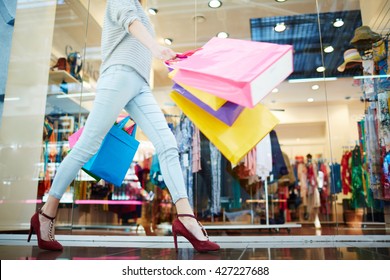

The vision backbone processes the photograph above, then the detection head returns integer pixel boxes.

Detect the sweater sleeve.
[109,0,140,34]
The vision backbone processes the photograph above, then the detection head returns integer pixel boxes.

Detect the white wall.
[273,100,364,163]
[0,1,57,230]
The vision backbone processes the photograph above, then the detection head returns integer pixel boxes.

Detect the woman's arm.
[128,20,176,60]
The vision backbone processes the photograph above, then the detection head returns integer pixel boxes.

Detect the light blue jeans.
[49,65,188,203]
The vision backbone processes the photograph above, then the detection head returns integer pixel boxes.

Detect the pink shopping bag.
[172,37,294,108]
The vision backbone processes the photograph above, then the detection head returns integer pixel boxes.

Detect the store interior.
[0,0,390,250]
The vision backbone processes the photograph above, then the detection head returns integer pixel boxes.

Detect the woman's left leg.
[123,82,208,241]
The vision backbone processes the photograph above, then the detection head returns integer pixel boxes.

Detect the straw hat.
[350,26,381,44]
[337,49,362,72]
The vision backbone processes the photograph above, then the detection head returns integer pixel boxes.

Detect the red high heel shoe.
[172,214,220,253]
[27,210,63,251]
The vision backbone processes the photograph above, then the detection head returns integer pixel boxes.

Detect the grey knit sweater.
[100,0,155,84]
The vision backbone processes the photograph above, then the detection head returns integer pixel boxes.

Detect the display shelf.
[48,70,80,85]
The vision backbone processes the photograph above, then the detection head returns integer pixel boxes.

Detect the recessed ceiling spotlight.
[275,0,287,2]
[216,31,229,38]
[193,15,206,23]
[307,98,314,103]
[311,85,320,90]
[164,38,173,45]
[274,22,286,32]
[324,46,334,53]
[333,18,344,28]
[148,8,158,15]
[208,0,222,8]
[272,88,279,93]
[316,66,326,72]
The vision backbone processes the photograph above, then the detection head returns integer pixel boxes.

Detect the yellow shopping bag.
[170,91,279,164]
[169,69,227,111]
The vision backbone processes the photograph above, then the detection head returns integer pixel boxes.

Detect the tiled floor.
[1,225,390,260]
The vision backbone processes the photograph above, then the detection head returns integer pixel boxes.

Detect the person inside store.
[27,0,219,253]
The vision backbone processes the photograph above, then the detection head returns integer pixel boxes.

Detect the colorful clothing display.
[341,151,352,195]
[329,163,342,194]
[175,116,194,207]
[350,145,366,208]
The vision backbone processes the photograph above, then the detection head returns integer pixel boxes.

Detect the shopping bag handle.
[117,116,137,137]
[165,48,203,67]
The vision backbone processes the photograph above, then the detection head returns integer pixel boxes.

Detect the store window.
[0,0,389,237]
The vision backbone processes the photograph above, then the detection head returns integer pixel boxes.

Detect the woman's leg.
[123,83,207,241]
[39,65,144,240]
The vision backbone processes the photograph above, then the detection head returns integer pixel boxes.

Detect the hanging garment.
[306,161,320,213]
[279,152,296,185]
[365,107,383,199]
[191,126,201,173]
[269,130,288,182]
[234,148,257,179]
[341,151,352,195]
[351,145,366,208]
[374,39,390,91]
[329,163,342,194]
[383,151,390,200]
[377,92,390,151]
[318,161,330,215]
[255,133,272,180]
[175,116,194,207]
[297,162,308,207]
[209,142,221,214]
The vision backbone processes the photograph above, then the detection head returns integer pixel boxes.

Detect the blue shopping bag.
[81,116,139,186]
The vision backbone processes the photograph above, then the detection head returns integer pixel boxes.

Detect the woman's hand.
[151,45,176,61]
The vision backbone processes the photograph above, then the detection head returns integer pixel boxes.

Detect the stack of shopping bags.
[167,37,294,164]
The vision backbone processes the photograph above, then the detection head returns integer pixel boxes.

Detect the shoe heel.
[27,225,33,243]
[173,231,178,252]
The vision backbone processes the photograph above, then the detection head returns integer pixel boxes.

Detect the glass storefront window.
[0,0,389,237]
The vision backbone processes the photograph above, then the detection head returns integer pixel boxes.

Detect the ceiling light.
[275,0,287,2]
[208,0,222,8]
[324,46,334,53]
[193,15,206,23]
[333,18,344,28]
[272,88,279,93]
[164,38,173,45]
[307,98,314,103]
[216,31,229,38]
[148,8,158,15]
[274,22,286,32]
[311,85,320,90]
[316,66,326,72]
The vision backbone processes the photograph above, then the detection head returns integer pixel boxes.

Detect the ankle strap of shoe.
[177,214,196,219]
[39,209,56,221]
[178,214,209,239]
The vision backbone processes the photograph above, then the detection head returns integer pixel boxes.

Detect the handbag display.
[68,116,139,186]
[172,37,294,108]
[50,57,70,72]
[170,91,279,164]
